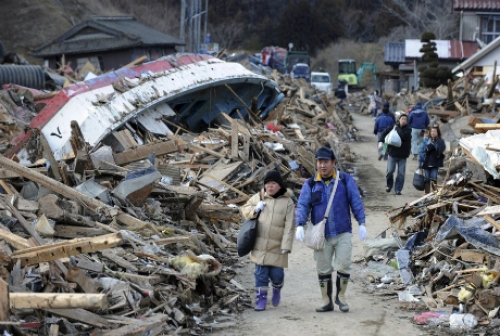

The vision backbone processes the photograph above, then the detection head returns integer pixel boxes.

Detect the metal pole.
[189,0,194,52]
[179,0,186,52]
[196,0,201,53]
[204,0,208,49]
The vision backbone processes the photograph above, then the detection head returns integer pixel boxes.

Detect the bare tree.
[209,20,245,50]
[382,0,458,40]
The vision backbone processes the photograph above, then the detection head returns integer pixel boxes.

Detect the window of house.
[481,16,500,44]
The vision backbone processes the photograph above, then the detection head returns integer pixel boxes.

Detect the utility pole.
[189,0,194,52]
[204,0,208,48]
[179,0,186,52]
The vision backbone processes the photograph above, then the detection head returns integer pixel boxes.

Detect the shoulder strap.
[324,170,340,220]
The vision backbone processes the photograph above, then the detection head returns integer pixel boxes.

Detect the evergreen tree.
[418,31,453,88]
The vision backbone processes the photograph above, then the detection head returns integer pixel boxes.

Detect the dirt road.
[220,112,426,336]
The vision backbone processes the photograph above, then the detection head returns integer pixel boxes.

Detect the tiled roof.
[384,42,405,65]
[33,16,184,57]
[453,0,500,11]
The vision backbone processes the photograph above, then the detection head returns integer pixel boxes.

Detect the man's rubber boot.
[335,273,350,312]
[271,283,283,307]
[424,183,430,194]
[254,287,267,311]
[315,274,333,312]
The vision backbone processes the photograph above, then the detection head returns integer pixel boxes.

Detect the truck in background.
[285,51,310,74]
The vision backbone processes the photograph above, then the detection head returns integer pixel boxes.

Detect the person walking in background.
[408,102,430,160]
[295,147,366,313]
[371,90,382,118]
[240,170,295,311]
[379,113,412,195]
[418,125,446,194]
[374,103,395,160]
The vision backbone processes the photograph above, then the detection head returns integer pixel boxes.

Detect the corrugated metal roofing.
[33,16,184,57]
[453,0,500,10]
[452,34,500,72]
[405,40,478,60]
[384,42,405,64]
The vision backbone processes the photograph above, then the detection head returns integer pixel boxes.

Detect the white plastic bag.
[385,127,402,147]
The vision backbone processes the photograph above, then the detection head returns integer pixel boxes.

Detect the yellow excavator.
[337,59,377,89]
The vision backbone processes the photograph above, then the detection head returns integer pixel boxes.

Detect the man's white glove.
[359,224,367,240]
[281,249,290,254]
[377,142,383,150]
[255,201,266,212]
[296,226,304,242]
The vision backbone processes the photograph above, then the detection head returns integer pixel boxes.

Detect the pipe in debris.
[0,64,45,90]
[0,156,150,229]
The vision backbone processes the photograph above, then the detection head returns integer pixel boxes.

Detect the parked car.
[311,72,332,92]
[291,63,311,82]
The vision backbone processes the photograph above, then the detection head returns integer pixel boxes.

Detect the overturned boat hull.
[10,54,282,161]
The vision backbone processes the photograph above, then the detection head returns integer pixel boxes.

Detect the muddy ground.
[216,112,428,336]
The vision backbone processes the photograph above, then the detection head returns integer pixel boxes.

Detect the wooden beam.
[47,308,109,328]
[0,228,30,250]
[0,278,9,323]
[230,118,239,159]
[484,215,500,231]
[473,123,500,131]
[11,232,123,266]
[189,143,225,159]
[39,132,62,181]
[203,173,249,197]
[153,236,191,245]
[114,141,182,165]
[10,293,107,310]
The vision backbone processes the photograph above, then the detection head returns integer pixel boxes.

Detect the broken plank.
[10,293,107,310]
[473,123,500,131]
[113,129,138,150]
[230,118,239,159]
[484,215,500,231]
[114,141,182,165]
[11,232,123,266]
[47,308,110,328]
[66,267,101,293]
[101,314,169,336]
[153,236,191,245]
[0,278,9,322]
[101,249,138,272]
[203,173,249,197]
[72,256,104,273]
[54,225,107,239]
[0,228,30,250]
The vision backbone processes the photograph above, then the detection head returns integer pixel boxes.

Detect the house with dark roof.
[33,16,185,72]
[453,0,500,43]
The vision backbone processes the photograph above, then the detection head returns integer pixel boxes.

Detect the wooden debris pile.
[0,69,358,335]
[347,71,500,123]
[360,166,500,332]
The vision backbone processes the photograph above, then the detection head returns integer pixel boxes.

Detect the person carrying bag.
[304,172,339,250]
[240,170,295,312]
[295,147,366,313]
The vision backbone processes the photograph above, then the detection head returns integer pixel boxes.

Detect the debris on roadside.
[0,52,359,335]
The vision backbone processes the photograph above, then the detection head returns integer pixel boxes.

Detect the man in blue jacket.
[374,102,395,160]
[408,102,430,160]
[295,147,366,313]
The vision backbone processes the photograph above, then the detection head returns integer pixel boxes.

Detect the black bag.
[413,168,425,191]
[237,194,262,257]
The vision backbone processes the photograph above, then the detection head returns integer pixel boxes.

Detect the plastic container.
[413,312,443,325]
[449,313,478,330]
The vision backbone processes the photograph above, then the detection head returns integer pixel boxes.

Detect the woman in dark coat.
[418,124,445,193]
